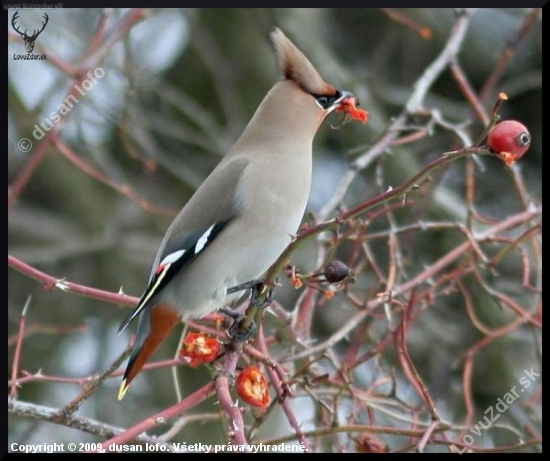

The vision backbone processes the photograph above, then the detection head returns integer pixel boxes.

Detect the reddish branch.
[8,254,138,306]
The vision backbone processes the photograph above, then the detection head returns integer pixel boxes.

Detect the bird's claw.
[227,277,278,309]
[226,278,264,294]
[251,281,276,308]
[219,308,256,342]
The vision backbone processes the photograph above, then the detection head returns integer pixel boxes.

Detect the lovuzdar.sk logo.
[11,10,48,60]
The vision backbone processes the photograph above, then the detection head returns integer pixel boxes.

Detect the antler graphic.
[12,11,49,54]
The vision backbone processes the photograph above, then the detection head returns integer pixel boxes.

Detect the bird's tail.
[118,303,181,400]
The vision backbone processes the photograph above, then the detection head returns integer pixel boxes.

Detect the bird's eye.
[316,96,329,107]
[314,92,341,110]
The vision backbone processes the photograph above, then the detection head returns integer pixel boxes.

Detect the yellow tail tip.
[117,379,129,401]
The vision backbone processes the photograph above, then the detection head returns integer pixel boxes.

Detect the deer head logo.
[11,10,49,54]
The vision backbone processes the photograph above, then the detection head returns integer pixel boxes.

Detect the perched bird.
[117,28,367,400]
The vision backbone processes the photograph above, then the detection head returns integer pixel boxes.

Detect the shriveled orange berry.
[180,332,220,368]
[236,366,270,408]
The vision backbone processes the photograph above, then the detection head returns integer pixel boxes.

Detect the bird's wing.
[118,157,250,334]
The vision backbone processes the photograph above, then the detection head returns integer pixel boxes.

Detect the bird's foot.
[227,277,278,309]
[218,306,241,320]
[229,318,256,342]
[226,278,264,294]
[219,308,256,342]
[251,279,277,309]
[222,277,278,340]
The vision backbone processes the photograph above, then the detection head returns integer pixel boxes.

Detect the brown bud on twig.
[324,261,355,284]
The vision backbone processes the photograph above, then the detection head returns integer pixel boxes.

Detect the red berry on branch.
[487,120,531,165]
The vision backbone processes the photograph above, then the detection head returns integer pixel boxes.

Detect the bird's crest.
[271,28,336,97]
